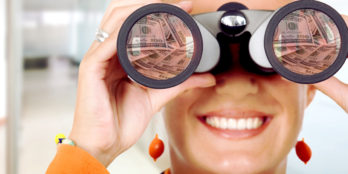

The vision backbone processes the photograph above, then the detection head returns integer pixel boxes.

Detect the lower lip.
[198,116,272,140]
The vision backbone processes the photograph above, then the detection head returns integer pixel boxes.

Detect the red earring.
[295,138,312,165]
[149,134,164,162]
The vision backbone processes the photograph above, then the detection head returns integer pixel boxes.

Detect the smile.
[197,110,273,139]
[205,116,265,130]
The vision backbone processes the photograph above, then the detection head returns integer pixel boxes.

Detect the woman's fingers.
[89,0,192,53]
[147,73,216,113]
[88,3,156,53]
[88,0,193,62]
[83,0,194,81]
[313,77,348,113]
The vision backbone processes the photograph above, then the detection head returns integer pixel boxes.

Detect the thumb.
[148,73,216,112]
[313,77,348,113]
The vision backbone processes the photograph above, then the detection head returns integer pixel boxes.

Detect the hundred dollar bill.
[132,63,173,80]
[312,27,327,45]
[280,55,323,75]
[153,49,191,75]
[274,12,314,47]
[129,47,194,79]
[132,49,174,68]
[278,44,338,75]
[311,11,339,44]
[148,14,172,39]
[127,47,174,62]
[128,49,157,62]
[133,49,190,80]
[299,10,319,36]
[274,45,301,57]
[127,16,168,49]
[150,13,182,49]
[131,49,185,79]
[164,14,193,47]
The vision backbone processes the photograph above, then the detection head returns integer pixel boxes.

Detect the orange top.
[46,144,109,174]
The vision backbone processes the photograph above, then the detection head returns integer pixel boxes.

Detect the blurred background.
[1,0,348,174]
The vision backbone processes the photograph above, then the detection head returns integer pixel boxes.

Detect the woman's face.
[164,0,315,173]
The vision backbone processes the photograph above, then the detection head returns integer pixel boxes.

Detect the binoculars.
[117,0,348,88]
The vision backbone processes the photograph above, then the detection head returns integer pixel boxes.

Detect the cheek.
[267,82,307,160]
[277,83,307,125]
[164,90,199,147]
[265,77,307,117]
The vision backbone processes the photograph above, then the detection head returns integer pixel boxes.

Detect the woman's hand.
[313,15,348,113]
[68,0,216,166]
[313,77,348,113]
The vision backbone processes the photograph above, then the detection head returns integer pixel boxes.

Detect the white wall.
[0,0,7,118]
[21,0,108,62]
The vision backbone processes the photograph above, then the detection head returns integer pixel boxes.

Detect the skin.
[66,0,348,172]
[164,0,301,173]
[164,34,311,174]
[163,1,348,173]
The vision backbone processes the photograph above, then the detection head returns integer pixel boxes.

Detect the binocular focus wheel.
[217,2,248,11]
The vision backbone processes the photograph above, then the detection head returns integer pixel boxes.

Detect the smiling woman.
[164,44,314,173]
[45,0,348,174]
[161,0,312,173]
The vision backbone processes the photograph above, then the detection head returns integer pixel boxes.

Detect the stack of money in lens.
[273,9,341,75]
[127,13,194,80]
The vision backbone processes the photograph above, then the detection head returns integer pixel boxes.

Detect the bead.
[55,133,66,145]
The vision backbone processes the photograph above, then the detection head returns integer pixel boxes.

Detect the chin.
[182,144,279,174]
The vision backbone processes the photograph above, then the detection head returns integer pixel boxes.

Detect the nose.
[214,43,260,99]
[214,69,259,100]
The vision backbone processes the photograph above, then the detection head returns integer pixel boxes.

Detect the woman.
[46,0,348,173]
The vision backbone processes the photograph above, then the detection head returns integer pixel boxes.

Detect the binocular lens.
[127,13,195,80]
[273,9,341,75]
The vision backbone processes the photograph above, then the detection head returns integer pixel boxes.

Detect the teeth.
[220,118,227,129]
[205,117,264,130]
[237,119,246,130]
[246,118,253,130]
[227,118,237,129]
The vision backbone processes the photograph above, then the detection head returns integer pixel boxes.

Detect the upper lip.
[192,97,280,119]
[197,109,272,119]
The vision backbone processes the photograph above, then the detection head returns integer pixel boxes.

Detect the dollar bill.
[127,16,168,49]
[146,13,180,49]
[274,45,301,57]
[131,48,191,80]
[148,14,172,39]
[311,10,339,44]
[154,49,191,74]
[274,12,314,47]
[303,11,317,36]
[132,49,174,68]
[127,47,175,62]
[164,14,193,47]
[278,44,338,75]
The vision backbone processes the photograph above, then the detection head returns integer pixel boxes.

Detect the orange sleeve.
[46,144,109,174]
